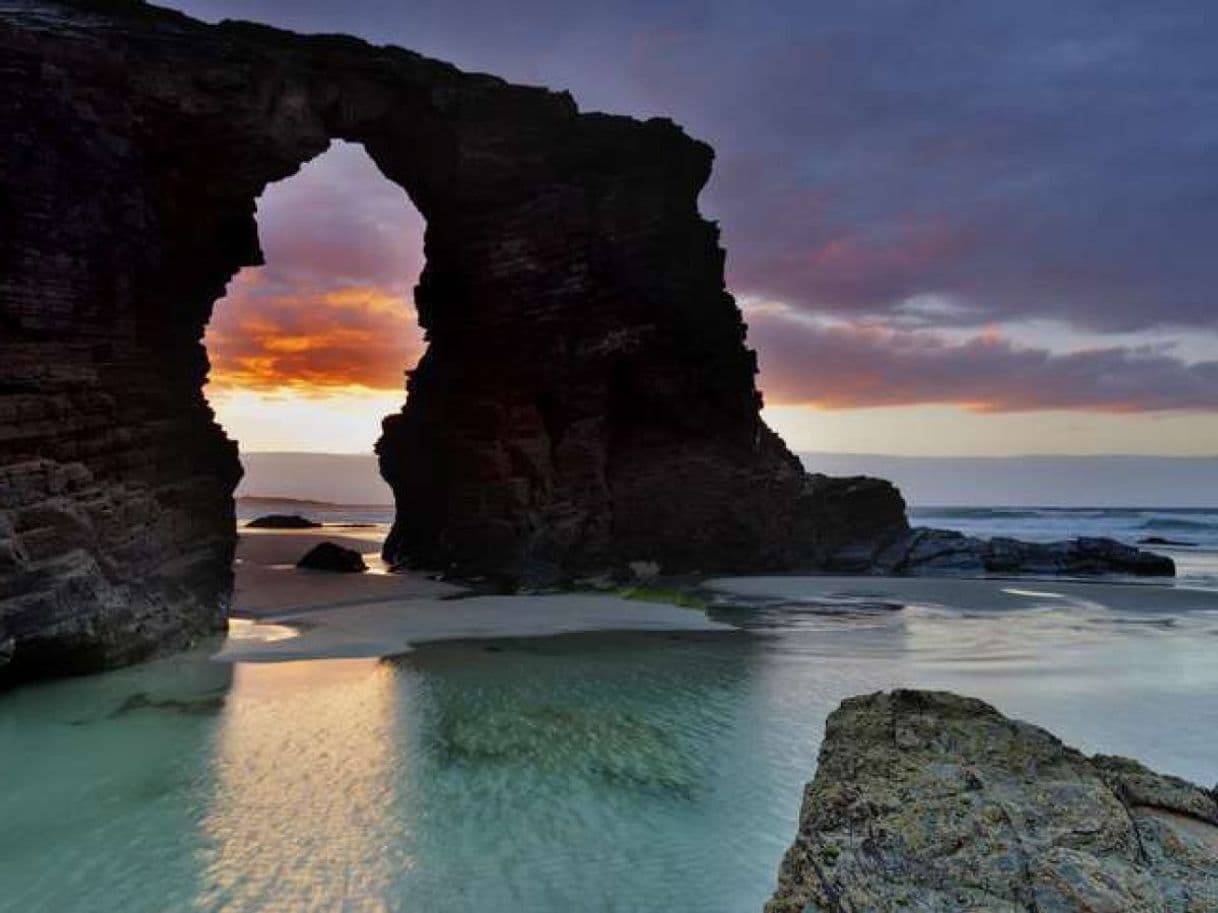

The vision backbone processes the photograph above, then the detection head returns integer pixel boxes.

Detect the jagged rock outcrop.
[766,690,1218,912]
[796,503,1175,577]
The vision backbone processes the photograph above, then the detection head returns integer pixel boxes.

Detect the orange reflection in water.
[197,659,410,913]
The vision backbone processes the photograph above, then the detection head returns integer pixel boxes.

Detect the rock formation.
[296,542,367,573]
[880,529,1176,577]
[0,0,905,682]
[766,690,1218,912]
[0,1,1174,683]
[1140,535,1197,547]
[246,515,322,530]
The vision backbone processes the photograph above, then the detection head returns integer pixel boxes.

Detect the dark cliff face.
[0,1,910,681]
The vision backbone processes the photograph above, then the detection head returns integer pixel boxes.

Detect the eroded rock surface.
[766,690,1218,913]
[0,0,911,681]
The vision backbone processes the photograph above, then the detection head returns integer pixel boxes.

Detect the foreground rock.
[296,543,367,574]
[246,514,322,530]
[767,690,1217,913]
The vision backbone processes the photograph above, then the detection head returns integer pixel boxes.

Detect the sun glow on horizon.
[763,403,1218,457]
[209,387,408,454]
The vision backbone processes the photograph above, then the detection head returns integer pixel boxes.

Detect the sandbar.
[219,527,733,662]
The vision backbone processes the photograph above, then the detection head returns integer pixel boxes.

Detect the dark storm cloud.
[176,0,1218,405]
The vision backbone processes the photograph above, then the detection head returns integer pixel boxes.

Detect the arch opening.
[204,141,426,512]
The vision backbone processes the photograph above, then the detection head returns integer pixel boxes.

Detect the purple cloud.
[169,0,1218,409]
[749,310,1218,412]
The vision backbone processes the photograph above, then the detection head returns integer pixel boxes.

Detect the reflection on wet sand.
[197,660,408,913]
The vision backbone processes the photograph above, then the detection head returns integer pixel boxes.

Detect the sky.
[189,0,1218,456]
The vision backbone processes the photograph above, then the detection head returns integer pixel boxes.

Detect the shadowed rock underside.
[766,690,1218,913]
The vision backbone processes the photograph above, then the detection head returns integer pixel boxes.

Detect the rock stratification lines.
[0,1,907,680]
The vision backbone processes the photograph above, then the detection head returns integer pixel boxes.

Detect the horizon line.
[237,449,1218,460]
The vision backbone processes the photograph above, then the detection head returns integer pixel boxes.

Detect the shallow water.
[3,586,1217,913]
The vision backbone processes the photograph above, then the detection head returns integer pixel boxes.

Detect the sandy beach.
[221,525,1218,664]
[220,526,734,662]
[234,526,464,613]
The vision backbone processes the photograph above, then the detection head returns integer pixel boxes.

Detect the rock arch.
[0,0,907,681]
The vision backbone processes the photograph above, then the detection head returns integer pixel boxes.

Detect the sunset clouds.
[175,0,1218,452]
[746,305,1218,413]
[205,276,423,394]
[203,142,425,398]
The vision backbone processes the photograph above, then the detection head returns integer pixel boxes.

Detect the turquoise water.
[2,590,1217,913]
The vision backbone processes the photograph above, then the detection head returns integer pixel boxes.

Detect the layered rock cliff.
[0,0,910,682]
[767,690,1218,912]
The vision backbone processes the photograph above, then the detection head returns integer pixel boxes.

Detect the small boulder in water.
[296,542,367,573]
[246,514,322,529]
[1139,535,1197,547]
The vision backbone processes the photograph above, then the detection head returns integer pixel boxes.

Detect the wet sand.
[221,527,733,662]
[704,574,1218,613]
[234,527,465,613]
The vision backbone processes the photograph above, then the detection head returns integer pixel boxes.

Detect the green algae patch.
[616,586,707,610]
[432,703,702,792]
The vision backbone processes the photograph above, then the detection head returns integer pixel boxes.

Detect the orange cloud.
[205,274,425,394]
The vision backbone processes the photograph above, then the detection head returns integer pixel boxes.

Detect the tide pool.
[2,584,1216,912]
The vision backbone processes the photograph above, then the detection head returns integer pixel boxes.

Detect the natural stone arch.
[0,0,908,682]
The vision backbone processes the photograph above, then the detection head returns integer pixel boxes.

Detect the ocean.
[1,501,1213,912]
